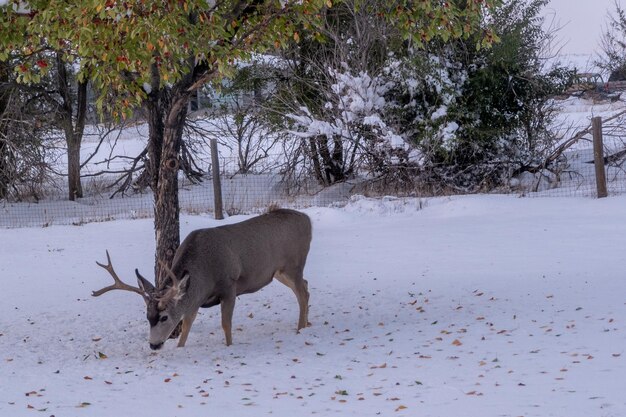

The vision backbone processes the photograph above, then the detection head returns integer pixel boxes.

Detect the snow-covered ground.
[1,194,625,417]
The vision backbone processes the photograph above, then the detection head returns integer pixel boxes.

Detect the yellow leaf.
[452,339,462,346]
[395,405,407,411]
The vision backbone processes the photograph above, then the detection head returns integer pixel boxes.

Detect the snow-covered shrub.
[380,0,573,192]
[271,0,572,194]
[287,65,413,184]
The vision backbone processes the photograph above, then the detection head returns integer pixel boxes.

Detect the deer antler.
[158,260,179,287]
[93,250,149,305]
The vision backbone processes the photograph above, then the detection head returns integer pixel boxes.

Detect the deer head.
[93,251,189,350]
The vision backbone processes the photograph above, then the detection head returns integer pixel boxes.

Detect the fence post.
[210,139,224,219]
[591,116,608,198]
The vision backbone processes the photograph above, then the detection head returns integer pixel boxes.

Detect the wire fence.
[2,130,626,228]
[521,114,626,197]
[521,146,626,198]
[0,170,354,228]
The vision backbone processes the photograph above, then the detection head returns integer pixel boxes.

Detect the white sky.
[543,0,620,55]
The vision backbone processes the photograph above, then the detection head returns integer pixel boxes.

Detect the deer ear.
[173,272,190,301]
[135,269,155,294]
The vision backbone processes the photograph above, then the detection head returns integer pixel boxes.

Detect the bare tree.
[598,1,626,80]
[0,63,54,201]
[274,0,398,186]
[202,97,283,175]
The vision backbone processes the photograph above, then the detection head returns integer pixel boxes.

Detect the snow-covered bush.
[379,0,572,192]
[287,65,413,183]
[271,0,572,193]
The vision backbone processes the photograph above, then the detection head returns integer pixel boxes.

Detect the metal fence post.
[592,116,608,198]
[210,139,224,219]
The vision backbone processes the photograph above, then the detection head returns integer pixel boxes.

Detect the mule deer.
[92,209,312,350]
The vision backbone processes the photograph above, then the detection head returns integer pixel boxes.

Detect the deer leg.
[295,278,310,330]
[177,309,198,348]
[299,278,309,329]
[220,295,236,346]
[275,270,310,331]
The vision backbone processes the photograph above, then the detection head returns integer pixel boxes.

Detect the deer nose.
[150,342,163,351]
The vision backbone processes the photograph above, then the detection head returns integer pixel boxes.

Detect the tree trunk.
[315,135,346,185]
[67,138,83,200]
[0,63,9,199]
[154,92,189,287]
[57,53,87,201]
[145,62,164,193]
[308,137,324,185]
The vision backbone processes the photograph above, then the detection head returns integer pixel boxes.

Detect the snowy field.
[1,194,625,417]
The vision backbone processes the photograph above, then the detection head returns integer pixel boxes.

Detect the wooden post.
[210,139,224,219]
[591,116,608,198]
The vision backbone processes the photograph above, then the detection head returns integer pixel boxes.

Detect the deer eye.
[160,315,168,323]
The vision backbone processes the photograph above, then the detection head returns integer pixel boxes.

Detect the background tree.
[0,10,90,201]
[0,61,53,200]
[599,1,626,81]
[408,0,572,190]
